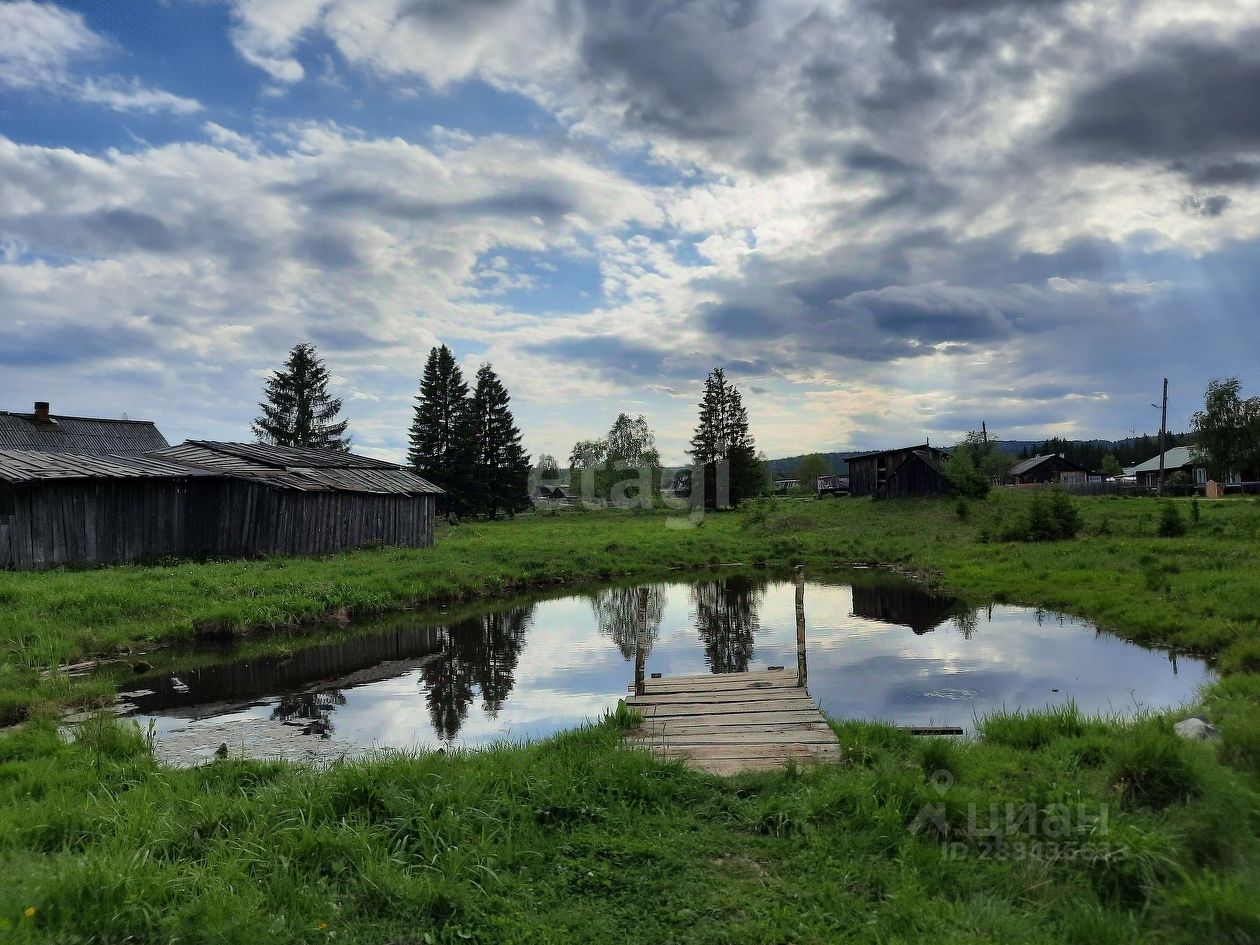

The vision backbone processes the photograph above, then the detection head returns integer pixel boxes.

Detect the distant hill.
[766,433,1192,478]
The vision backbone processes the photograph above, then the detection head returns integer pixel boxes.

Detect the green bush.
[1000,491,1082,542]
[1158,502,1187,538]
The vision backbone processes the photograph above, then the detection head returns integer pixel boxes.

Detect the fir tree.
[687,367,762,507]
[252,342,350,450]
[467,364,532,518]
[408,345,475,516]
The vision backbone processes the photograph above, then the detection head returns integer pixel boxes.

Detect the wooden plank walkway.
[623,668,841,776]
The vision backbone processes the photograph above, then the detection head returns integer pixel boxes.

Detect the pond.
[113,570,1213,765]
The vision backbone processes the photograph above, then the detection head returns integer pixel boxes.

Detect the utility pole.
[981,421,988,446]
[1157,377,1168,497]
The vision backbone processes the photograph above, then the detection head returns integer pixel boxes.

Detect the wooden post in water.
[795,567,807,688]
[634,586,649,697]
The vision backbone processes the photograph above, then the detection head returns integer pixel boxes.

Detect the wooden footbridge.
[623,570,842,776]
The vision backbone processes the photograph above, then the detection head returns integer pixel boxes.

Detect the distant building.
[1009,453,1087,486]
[0,401,168,455]
[817,474,849,496]
[1131,446,1208,491]
[847,445,952,499]
[773,478,799,494]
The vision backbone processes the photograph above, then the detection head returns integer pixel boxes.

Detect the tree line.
[252,341,531,519]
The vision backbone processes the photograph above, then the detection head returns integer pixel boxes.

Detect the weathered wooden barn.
[0,441,443,570]
[0,402,169,455]
[150,441,443,558]
[847,444,952,498]
[0,450,211,569]
[1009,453,1087,485]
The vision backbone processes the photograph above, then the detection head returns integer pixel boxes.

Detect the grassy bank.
[2,492,1259,720]
[2,493,1260,942]
[2,706,1257,943]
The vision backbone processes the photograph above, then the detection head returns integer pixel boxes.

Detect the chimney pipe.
[34,401,50,423]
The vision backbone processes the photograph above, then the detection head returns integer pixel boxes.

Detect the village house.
[1009,453,1088,486]
[0,402,168,455]
[1131,446,1208,492]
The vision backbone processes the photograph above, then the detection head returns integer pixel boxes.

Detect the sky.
[1,0,1258,464]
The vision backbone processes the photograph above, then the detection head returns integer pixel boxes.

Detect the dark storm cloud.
[576,1,762,145]
[1055,39,1260,182]
[1181,194,1232,218]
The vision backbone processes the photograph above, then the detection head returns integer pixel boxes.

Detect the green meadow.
[1,493,1259,942]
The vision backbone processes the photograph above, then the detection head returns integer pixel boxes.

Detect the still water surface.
[120,571,1211,759]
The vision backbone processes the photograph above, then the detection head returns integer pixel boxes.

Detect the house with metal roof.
[0,402,168,455]
[1131,446,1208,491]
[0,439,442,569]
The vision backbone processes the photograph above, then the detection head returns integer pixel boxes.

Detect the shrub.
[944,449,989,499]
[1158,502,1187,538]
[954,499,970,521]
[1190,498,1201,524]
[1000,491,1082,542]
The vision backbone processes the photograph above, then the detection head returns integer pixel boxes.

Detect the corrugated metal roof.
[1132,446,1201,474]
[0,450,206,484]
[0,410,169,456]
[149,442,443,495]
[1010,454,1053,476]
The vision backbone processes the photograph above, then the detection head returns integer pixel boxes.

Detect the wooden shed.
[0,450,210,569]
[150,441,443,558]
[847,444,951,498]
[0,442,443,570]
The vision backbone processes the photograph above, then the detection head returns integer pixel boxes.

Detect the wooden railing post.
[634,586,649,697]
[795,567,807,688]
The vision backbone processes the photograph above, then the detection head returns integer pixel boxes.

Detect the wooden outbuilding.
[1009,453,1087,485]
[150,441,443,558]
[0,450,211,569]
[0,441,443,570]
[847,444,952,498]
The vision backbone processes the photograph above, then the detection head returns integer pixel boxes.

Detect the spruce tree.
[408,345,475,515]
[687,367,762,507]
[468,364,532,518]
[252,342,350,450]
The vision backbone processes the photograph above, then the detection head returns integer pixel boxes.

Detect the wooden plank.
[628,731,839,747]
[629,670,799,694]
[650,744,840,761]
[634,719,835,737]
[627,688,817,706]
[632,668,797,687]
[635,699,821,718]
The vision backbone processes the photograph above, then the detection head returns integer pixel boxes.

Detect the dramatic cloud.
[3,0,1260,461]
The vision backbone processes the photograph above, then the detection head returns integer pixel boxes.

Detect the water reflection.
[419,608,531,741]
[591,586,665,659]
[691,575,764,673]
[122,570,1212,755]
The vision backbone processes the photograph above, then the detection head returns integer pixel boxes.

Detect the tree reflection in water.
[590,585,665,659]
[270,690,347,738]
[418,606,532,742]
[691,575,765,673]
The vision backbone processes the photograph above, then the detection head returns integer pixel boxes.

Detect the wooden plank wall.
[4,479,436,569]
[881,454,953,499]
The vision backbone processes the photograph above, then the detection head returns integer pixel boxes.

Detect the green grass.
[0,710,1256,944]
[3,492,1260,942]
